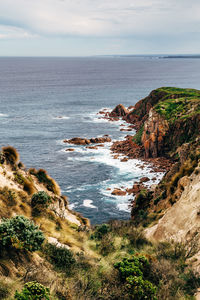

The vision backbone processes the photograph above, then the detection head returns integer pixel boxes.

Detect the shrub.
[0,187,18,207]
[43,243,75,274]
[31,191,51,208]
[98,234,115,256]
[115,254,157,299]
[91,224,110,240]
[126,275,157,300]
[0,215,45,252]
[127,227,149,249]
[2,146,20,165]
[15,281,50,300]
[31,191,51,216]
[114,255,150,281]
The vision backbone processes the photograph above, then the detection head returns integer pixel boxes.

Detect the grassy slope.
[154,87,200,122]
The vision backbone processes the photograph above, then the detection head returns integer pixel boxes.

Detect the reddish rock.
[64,137,90,145]
[140,177,150,183]
[64,136,111,145]
[65,148,75,152]
[141,109,169,158]
[111,188,127,196]
[121,157,128,162]
[110,104,129,117]
[120,128,132,132]
[86,146,98,150]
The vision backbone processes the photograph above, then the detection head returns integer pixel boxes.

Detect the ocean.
[0,56,200,224]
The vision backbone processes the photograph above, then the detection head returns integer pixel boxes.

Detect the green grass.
[132,125,144,145]
[153,87,200,122]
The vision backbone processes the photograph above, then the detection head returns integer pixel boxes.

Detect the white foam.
[0,113,8,117]
[52,116,70,120]
[83,199,97,209]
[117,202,131,212]
[68,203,75,209]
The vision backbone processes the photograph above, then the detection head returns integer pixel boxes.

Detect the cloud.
[0,25,37,39]
[0,0,200,38]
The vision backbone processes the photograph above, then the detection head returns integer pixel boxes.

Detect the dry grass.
[29,168,61,196]
[2,146,20,166]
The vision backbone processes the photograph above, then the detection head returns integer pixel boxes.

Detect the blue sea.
[0,56,200,224]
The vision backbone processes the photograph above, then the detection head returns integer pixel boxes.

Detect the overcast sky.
[0,0,200,56]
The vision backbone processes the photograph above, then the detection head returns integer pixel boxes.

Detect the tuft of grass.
[29,168,60,195]
[2,146,20,166]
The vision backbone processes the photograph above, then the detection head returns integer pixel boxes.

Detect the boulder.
[64,137,91,145]
[140,177,150,183]
[110,104,129,117]
[64,136,111,145]
[111,188,127,196]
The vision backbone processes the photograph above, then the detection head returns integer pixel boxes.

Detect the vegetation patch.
[0,215,45,253]
[31,191,52,216]
[43,243,75,274]
[114,254,157,299]
[2,146,20,166]
[29,168,60,195]
[154,87,200,122]
[15,281,50,300]
[132,125,144,145]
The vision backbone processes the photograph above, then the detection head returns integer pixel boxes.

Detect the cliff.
[111,88,200,277]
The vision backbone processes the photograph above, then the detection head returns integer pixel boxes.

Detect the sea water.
[0,56,200,224]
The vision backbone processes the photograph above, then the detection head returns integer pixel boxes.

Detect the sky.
[0,0,200,56]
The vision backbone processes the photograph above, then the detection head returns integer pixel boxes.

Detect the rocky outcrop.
[111,188,127,196]
[111,136,144,159]
[145,165,200,273]
[124,89,167,125]
[109,104,129,117]
[49,196,81,226]
[64,136,111,145]
[141,108,169,158]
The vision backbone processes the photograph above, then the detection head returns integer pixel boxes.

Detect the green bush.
[126,275,157,300]
[44,243,75,274]
[0,216,45,252]
[31,191,51,208]
[15,281,50,300]
[31,192,51,216]
[115,255,157,299]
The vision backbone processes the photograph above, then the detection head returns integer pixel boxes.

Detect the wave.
[52,116,70,120]
[0,113,8,117]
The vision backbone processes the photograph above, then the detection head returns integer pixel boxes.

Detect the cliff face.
[126,87,200,158]
[141,108,169,158]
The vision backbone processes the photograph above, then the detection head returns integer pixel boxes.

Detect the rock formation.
[109,104,129,117]
[64,136,111,145]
